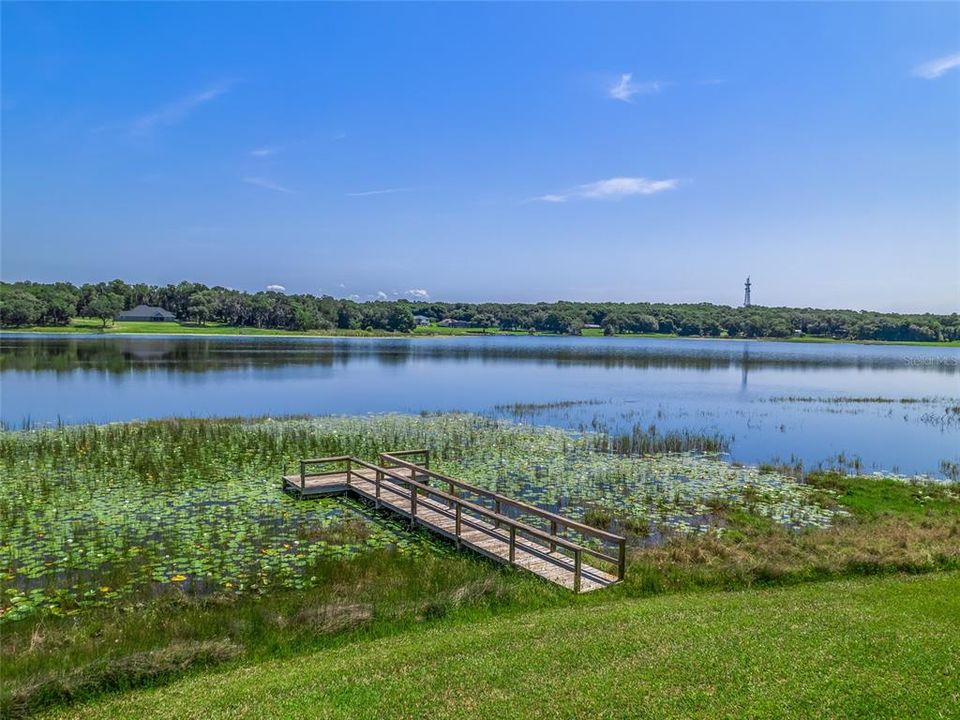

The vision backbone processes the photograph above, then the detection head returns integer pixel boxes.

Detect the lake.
[1,333,957,476]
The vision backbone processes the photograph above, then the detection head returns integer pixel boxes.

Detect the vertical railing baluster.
[410,483,417,526]
[509,525,516,563]
[574,550,582,593]
[618,538,626,581]
[550,520,557,552]
[455,504,461,548]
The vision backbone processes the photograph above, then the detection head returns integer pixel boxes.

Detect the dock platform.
[283,450,625,593]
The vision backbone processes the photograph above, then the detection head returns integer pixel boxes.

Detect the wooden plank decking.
[282,451,624,593]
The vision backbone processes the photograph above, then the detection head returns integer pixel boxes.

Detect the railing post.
[375,469,382,507]
[410,484,417,527]
[494,499,501,528]
[300,460,306,491]
[424,450,430,469]
[455,504,462,548]
[346,457,352,485]
[574,550,582,593]
[550,520,557,552]
[618,539,626,581]
[509,525,516,563]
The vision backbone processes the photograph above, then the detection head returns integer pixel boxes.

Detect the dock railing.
[292,451,627,591]
[299,456,353,492]
[380,452,627,584]
[353,457,601,591]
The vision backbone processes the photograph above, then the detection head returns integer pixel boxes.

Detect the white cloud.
[534,176,679,203]
[129,84,231,135]
[608,73,662,102]
[347,294,360,301]
[243,176,293,193]
[345,187,412,197]
[249,146,280,157]
[266,284,286,293]
[914,52,960,79]
[376,291,389,300]
[404,289,430,300]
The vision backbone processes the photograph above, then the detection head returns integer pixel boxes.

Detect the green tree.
[0,289,44,326]
[85,293,125,328]
[386,304,415,332]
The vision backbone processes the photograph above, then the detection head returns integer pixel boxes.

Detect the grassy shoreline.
[37,571,960,720]
[3,318,958,346]
[2,414,958,717]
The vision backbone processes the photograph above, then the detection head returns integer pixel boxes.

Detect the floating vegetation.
[767,396,943,404]
[4,413,939,623]
[493,399,606,414]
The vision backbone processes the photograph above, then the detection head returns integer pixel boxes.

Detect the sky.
[1,2,958,313]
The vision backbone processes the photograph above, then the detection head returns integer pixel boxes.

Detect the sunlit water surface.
[2,334,957,475]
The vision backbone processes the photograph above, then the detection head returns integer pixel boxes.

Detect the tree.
[85,293,125,328]
[0,289,44,326]
[473,313,496,332]
[386,304,415,332]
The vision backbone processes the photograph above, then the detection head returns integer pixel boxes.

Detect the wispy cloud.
[534,177,679,203]
[345,187,413,197]
[914,52,960,79]
[128,83,232,136]
[243,176,293,194]
[266,284,286,293]
[404,289,430,300]
[608,73,662,102]
[249,146,280,157]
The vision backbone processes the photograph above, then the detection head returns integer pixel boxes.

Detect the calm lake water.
[2,333,958,476]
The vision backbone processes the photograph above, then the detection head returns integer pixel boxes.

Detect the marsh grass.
[2,454,958,717]
[3,416,958,717]
[1,414,845,624]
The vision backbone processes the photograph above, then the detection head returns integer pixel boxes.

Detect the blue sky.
[2,2,958,312]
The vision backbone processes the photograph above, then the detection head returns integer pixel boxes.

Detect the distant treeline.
[1,279,957,342]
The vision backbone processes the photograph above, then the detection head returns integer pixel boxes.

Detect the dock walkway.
[283,450,624,592]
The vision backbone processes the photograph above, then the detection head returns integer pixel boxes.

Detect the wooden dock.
[283,450,625,593]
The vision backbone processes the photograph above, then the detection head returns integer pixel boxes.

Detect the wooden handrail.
[381,454,626,545]
[353,458,592,558]
[298,454,628,586]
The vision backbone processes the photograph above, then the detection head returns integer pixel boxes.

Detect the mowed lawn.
[47,571,960,720]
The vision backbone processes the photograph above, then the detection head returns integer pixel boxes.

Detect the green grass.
[5,318,958,345]
[806,471,960,519]
[3,416,959,717]
[38,571,960,720]
[0,318,402,337]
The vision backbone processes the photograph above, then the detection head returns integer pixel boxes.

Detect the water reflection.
[2,334,957,375]
[1,333,958,476]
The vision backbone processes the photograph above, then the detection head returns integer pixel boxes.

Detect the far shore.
[3,318,959,347]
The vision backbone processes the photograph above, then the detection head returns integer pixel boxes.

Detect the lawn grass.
[4,318,958,346]
[39,571,960,720]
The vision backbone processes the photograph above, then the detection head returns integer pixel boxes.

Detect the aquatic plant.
[5,412,930,623]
